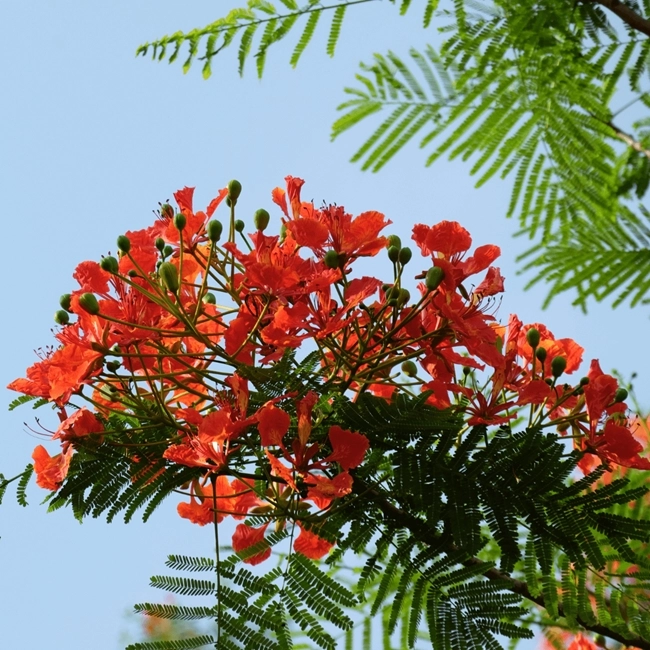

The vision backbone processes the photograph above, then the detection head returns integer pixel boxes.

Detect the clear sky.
[1,2,648,649]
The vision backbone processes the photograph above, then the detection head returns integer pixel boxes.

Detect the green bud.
[324,250,340,269]
[174,213,186,231]
[397,288,410,306]
[105,360,121,372]
[54,310,70,325]
[614,388,628,403]
[544,377,553,386]
[228,179,242,203]
[117,235,131,254]
[387,246,400,263]
[128,269,137,278]
[401,360,418,377]
[462,366,471,376]
[159,261,179,293]
[163,245,173,258]
[579,376,590,386]
[235,219,245,233]
[398,247,412,265]
[385,286,401,301]
[254,209,270,231]
[526,328,540,349]
[207,220,223,243]
[79,293,100,315]
[425,266,445,291]
[225,196,232,208]
[386,235,402,250]
[100,256,119,274]
[60,294,72,312]
[202,292,217,305]
[535,347,547,363]
[155,237,165,252]
[550,356,567,378]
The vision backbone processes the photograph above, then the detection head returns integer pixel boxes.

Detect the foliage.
[137,0,650,310]
[5,177,650,649]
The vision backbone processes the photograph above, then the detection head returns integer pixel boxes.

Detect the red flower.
[232,523,271,565]
[32,445,73,491]
[411,220,500,289]
[583,360,623,427]
[293,523,334,560]
[306,471,353,509]
[324,426,369,470]
[54,408,103,441]
[258,404,291,447]
[73,260,111,295]
[567,634,598,650]
[177,494,214,526]
[8,344,103,405]
[516,324,583,377]
[587,421,650,470]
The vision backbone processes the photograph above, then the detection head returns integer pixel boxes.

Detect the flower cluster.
[9,176,649,564]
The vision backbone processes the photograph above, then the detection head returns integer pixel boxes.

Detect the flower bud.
[155,237,165,252]
[79,293,100,315]
[174,213,186,231]
[128,269,137,278]
[401,360,418,377]
[100,256,119,274]
[526,328,540,349]
[106,360,121,372]
[551,356,566,378]
[207,220,223,243]
[397,288,410,306]
[228,179,242,203]
[254,209,270,231]
[614,388,628,403]
[462,366,471,376]
[60,294,72,312]
[235,219,245,233]
[398,247,412,265]
[386,235,401,250]
[202,292,217,305]
[163,245,173,258]
[159,261,179,293]
[324,250,340,269]
[54,310,69,325]
[117,235,131,254]
[385,286,400,301]
[535,347,547,363]
[387,246,400,263]
[579,377,589,386]
[425,266,445,291]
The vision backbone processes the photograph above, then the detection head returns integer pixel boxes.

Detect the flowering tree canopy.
[4,177,650,650]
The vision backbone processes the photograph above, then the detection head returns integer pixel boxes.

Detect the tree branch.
[608,119,650,159]
[359,482,650,650]
[585,0,650,38]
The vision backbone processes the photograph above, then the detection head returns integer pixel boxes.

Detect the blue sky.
[1,2,648,648]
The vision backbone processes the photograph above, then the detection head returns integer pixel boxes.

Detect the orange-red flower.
[293,523,334,560]
[32,445,73,491]
[232,523,271,565]
[54,408,103,441]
